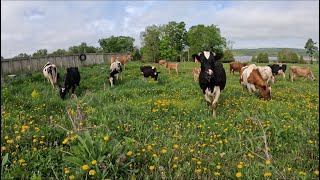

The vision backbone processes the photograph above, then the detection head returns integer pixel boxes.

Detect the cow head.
[259,85,272,101]
[59,86,68,99]
[194,51,221,80]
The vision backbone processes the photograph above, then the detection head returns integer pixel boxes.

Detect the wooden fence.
[1,53,128,77]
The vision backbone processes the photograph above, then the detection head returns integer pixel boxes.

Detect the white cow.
[109,60,123,87]
[43,62,58,89]
[257,66,275,84]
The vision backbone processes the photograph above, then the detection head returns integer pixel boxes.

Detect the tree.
[221,50,235,63]
[251,55,257,62]
[49,49,67,56]
[68,42,97,54]
[32,49,48,57]
[140,25,161,62]
[132,46,142,61]
[187,24,226,59]
[98,36,134,53]
[226,40,235,50]
[256,52,269,63]
[304,38,318,64]
[14,53,31,58]
[159,21,187,61]
[299,55,306,64]
[277,49,301,63]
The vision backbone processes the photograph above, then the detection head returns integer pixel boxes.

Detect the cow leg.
[212,86,221,119]
[282,72,286,79]
[204,89,212,108]
[71,85,76,94]
[109,77,114,87]
[176,68,178,75]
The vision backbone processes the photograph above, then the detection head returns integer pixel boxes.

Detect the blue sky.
[1,1,319,58]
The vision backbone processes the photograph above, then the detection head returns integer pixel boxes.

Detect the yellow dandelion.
[265,160,271,165]
[69,175,75,180]
[161,149,167,154]
[173,164,177,168]
[62,138,69,144]
[195,169,201,174]
[298,171,306,175]
[288,167,292,171]
[236,172,242,178]
[4,136,8,139]
[152,154,157,158]
[197,161,201,165]
[17,136,21,140]
[33,139,37,143]
[173,156,179,160]
[190,149,195,153]
[314,170,319,175]
[64,168,70,174]
[7,139,13,144]
[214,172,220,176]
[147,145,152,151]
[18,159,25,164]
[91,160,97,165]
[31,90,39,98]
[89,170,96,176]
[1,146,6,151]
[127,151,133,156]
[149,166,155,170]
[237,164,243,169]
[82,164,89,170]
[264,172,272,177]
[141,148,146,152]
[173,144,179,149]
[216,165,221,169]
[104,136,109,141]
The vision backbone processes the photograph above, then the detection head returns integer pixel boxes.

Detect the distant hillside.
[231,48,318,57]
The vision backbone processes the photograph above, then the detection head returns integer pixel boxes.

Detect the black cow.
[193,51,226,119]
[140,66,160,81]
[268,64,287,79]
[59,67,80,99]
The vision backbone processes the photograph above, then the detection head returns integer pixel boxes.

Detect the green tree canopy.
[159,21,187,61]
[68,42,97,54]
[32,49,48,57]
[221,50,235,63]
[14,53,31,58]
[49,49,68,56]
[98,36,135,53]
[277,49,302,63]
[187,24,226,59]
[140,25,161,62]
[304,38,318,64]
[256,52,269,63]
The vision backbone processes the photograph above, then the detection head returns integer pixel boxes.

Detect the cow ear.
[192,54,200,62]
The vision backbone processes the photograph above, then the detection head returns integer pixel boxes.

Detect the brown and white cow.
[165,62,179,74]
[240,64,272,100]
[257,66,275,84]
[111,54,132,65]
[289,66,315,82]
[158,60,167,67]
[43,62,58,89]
[193,67,200,81]
[229,62,248,75]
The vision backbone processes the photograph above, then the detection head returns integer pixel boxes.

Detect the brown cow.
[230,62,248,75]
[289,66,315,82]
[111,54,132,65]
[158,60,167,67]
[240,64,272,100]
[165,62,179,74]
[193,67,200,81]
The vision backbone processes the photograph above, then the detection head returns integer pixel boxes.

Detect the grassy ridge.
[1,61,319,179]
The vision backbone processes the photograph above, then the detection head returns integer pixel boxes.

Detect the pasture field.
[1,61,319,179]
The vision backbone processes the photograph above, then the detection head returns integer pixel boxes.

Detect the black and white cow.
[140,66,160,81]
[59,67,80,99]
[268,64,287,79]
[109,60,123,87]
[43,62,58,88]
[193,51,226,119]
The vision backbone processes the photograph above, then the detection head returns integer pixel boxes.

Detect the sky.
[1,0,319,58]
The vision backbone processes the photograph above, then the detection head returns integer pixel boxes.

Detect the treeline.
[251,49,307,63]
[7,21,318,64]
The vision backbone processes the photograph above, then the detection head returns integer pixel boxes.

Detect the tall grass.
[1,61,319,179]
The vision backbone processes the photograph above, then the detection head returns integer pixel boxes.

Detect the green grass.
[1,61,319,179]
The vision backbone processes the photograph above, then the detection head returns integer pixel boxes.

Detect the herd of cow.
[42,51,316,118]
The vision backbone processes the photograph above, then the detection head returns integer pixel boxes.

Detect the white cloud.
[1,1,319,58]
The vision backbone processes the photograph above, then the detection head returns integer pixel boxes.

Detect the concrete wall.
[1,53,128,77]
